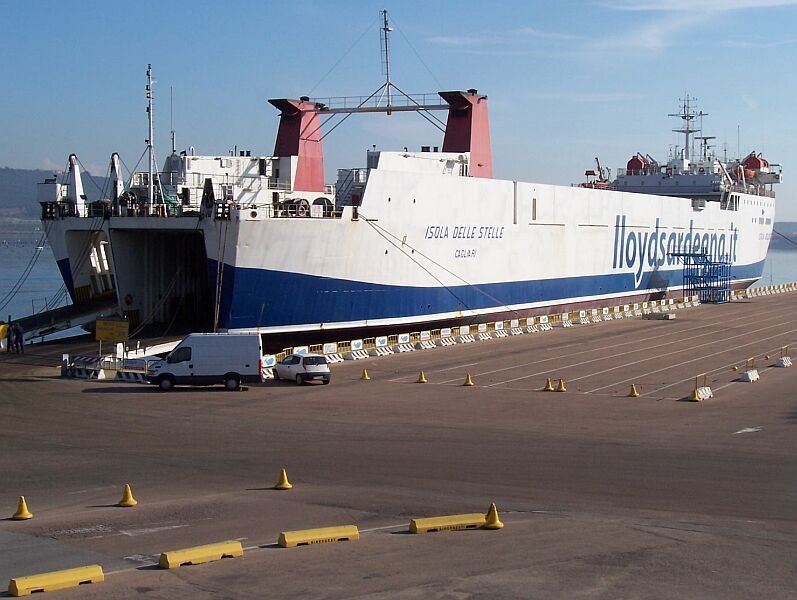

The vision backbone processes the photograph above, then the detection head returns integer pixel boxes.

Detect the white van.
[146,333,264,391]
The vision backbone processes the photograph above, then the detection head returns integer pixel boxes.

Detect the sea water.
[0,234,74,341]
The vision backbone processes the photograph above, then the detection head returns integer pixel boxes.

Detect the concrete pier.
[1,292,796,598]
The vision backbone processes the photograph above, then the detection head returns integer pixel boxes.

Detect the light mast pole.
[146,64,155,207]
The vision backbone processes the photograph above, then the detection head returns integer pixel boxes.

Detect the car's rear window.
[303,356,327,365]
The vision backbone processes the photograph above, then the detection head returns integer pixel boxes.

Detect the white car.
[274,353,331,385]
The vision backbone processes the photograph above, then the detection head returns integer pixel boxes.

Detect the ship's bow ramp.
[109,220,212,332]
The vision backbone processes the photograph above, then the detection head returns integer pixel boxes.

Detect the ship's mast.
[146,64,155,206]
[380,9,392,110]
[669,94,706,162]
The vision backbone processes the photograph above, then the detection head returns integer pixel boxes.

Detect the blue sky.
[3,0,797,217]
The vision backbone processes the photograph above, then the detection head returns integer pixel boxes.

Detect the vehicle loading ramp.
[12,299,119,341]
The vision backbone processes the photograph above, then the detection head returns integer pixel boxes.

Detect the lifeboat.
[626,154,647,175]
[743,152,769,171]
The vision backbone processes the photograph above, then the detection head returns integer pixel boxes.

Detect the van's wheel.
[225,374,241,391]
[322,377,331,385]
[158,375,175,392]
[295,374,304,385]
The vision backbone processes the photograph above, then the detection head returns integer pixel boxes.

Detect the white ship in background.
[37,14,781,341]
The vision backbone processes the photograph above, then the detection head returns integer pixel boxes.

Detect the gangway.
[670,252,731,304]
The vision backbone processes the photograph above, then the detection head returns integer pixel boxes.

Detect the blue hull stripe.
[56,258,76,302]
[209,260,765,330]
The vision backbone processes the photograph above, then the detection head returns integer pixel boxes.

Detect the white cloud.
[605,0,797,11]
[429,26,576,48]
[741,95,758,109]
[589,12,708,51]
[524,91,645,103]
[721,37,797,47]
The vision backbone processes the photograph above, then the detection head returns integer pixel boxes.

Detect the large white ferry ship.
[36,20,781,340]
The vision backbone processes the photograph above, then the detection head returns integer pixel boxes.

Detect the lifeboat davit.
[734,165,756,181]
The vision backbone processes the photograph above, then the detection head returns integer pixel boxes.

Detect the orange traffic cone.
[12,496,32,520]
[483,503,504,529]
[118,484,138,507]
[274,468,293,490]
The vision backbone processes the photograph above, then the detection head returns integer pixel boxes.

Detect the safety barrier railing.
[243,284,797,368]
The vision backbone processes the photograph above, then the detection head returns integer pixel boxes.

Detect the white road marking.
[359,523,407,533]
[121,554,159,564]
[67,485,119,495]
[583,321,796,392]
[119,524,189,537]
[734,427,762,434]
[458,312,790,388]
[46,525,113,536]
[388,362,481,382]
[585,327,797,394]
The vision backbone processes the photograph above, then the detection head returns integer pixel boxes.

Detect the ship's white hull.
[201,169,772,332]
[43,166,774,336]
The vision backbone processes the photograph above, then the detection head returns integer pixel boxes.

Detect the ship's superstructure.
[36,28,780,339]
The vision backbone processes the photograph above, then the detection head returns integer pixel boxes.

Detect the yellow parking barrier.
[158,540,243,569]
[409,513,486,534]
[277,525,359,548]
[8,564,104,596]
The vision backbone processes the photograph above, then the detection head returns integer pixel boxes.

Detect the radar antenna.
[669,94,707,161]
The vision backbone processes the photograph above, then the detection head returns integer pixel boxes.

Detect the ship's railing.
[310,92,446,111]
[726,183,775,198]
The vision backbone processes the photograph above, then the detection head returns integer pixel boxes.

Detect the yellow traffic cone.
[117,484,138,507]
[274,468,293,490]
[12,496,32,520]
[483,503,504,530]
[360,368,370,380]
[627,384,640,398]
[543,377,554,392]
[463,372,474,386]
[690,387,702,402]
[555,378,567,392]
[416,371,428,383]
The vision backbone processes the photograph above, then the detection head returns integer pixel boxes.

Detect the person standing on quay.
[13,322,24,354]
[6,322,15,353]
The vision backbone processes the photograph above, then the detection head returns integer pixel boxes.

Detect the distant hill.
[771,222,797,250]
[0,167,107,221]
